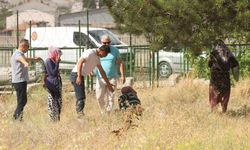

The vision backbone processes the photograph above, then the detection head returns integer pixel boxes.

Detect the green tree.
[104,0,250,52]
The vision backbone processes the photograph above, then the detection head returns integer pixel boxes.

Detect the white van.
[24,27,129,70]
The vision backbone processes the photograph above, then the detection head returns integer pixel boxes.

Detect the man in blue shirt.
[96,35,125,114]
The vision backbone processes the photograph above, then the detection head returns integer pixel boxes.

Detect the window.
[89,30,122,45]
[73,32,88,46]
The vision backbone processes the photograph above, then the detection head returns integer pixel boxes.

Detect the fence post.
[16,11,19,48]
[129,33,132,47]
[152,49,155,87]
[149,49,152,87]
[86,9,93,91]
[78,20,81,61]
[86,9,89,49]
[29,21,34,58]
[181,48,185,73]
[29,21,31,48]
[156,50,159,87]
[129,46,133,76]
[186,48,190,72]
[76,20,85,92]
[129,34,132,77]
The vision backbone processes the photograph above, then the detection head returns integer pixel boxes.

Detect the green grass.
[0,78,250,150]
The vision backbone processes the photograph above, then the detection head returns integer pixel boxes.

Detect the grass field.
[0,77,250,150]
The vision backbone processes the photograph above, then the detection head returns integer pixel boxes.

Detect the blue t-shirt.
[96,46,121,79]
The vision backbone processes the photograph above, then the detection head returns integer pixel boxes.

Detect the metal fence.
[0,45,188,87]
[1,43,250,91]
[1,10,250,92]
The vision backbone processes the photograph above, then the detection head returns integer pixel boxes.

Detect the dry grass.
[0,77,250,150]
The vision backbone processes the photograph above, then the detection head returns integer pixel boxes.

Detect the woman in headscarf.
[44,46,63,121]
[208,39,239,113]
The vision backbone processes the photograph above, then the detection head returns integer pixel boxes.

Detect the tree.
[104,0,250,52]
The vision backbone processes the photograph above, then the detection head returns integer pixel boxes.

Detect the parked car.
[156,48,208,78]
[131,47,186,78]
[156,49,186,78]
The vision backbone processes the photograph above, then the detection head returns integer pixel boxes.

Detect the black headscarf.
[209,39,235,72]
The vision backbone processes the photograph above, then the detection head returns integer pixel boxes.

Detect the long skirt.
[47,83,62,121]
[209,84,230,112]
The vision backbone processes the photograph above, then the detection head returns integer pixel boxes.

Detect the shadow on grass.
[227,105,250,117]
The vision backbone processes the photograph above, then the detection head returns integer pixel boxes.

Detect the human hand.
[120,76,125,84]
[107,83,114,92]
[33,57,42,62]
[55,55,61,63]
[24,62,29,68]
[88,71,94,77]
[76,76,82,85]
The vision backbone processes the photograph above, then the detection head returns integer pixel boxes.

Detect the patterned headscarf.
[121,86,137,95]
[213,39,232,62]
[48,46,62,62]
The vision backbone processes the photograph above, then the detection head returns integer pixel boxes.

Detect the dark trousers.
[70,72,85,113]
[12,81,27,120]
[46,81,61,102]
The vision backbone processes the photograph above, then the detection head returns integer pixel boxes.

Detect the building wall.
[59,8,114,28]
[6,9,55,29]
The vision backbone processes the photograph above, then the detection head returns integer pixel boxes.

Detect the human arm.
[96,64,114,92]
[229,56,239,68]
[16,56,29,67]
[208,53,214,68]
[117,58,126,84]
[45,59,59,77]
[230,56,240,81]
[26,56,42,62]
[76,57,85,85]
